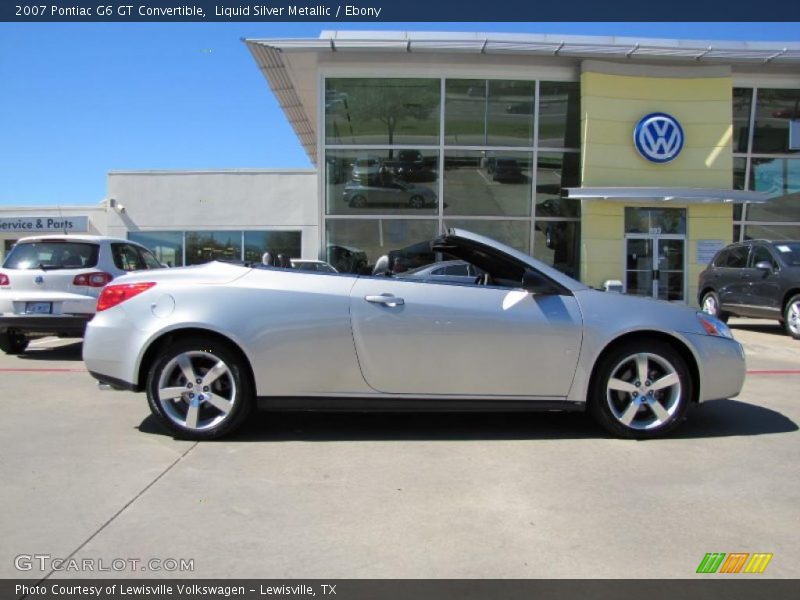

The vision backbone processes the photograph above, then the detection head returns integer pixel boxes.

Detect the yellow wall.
[579,63,735,305]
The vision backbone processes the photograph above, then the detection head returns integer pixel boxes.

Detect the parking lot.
[1,318,798,579]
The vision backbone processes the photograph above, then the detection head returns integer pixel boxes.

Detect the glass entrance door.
[624,207,687,302]
[625,236,686,301]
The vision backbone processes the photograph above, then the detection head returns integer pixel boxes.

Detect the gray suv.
[698,240,800,339]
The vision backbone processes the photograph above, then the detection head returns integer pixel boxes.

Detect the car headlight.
[696,312,734,340]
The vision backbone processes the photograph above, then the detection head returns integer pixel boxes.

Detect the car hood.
[108,261,251,287]
[574,288,709,337]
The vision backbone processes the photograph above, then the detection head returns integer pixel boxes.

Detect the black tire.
[783,294,800,340]
[409,195,424,209]
[589,340,693,439]
[0,331,29,355]
[349,195,367,208]
[146,337,253,440]
[700,290,729,323]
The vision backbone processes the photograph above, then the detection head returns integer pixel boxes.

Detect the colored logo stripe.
[697,552,773,574]
[744,553,773,573]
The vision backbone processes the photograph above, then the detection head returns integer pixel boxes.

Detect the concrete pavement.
[1,319,797,579]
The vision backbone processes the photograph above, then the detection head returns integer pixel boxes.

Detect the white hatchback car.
[0,235,163,354]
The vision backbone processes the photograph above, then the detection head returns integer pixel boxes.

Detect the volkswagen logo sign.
[634,112,684,164]
[34,275,44,284]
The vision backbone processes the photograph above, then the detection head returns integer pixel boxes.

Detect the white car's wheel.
[590,341,692,439]
[784,294,800,340]
[146,337,253,440]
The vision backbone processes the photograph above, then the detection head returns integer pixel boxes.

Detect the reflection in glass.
[445,219,530,254]
[625,238,654,297]
[325,78,440,146]
[624,208,687,235]
[445,79,486,145]
[443,151,532,216]
[733,157,747,220]
[128,231,183,267]
[752,88,800,154]
[487,80,535,147]
[185,231,241,266]
[243,231,302,263]
[744,224,800,242]
[747,158,800,222]
[538,82,581,148]
[732,88,752,153]
[325,219,438,274]
[657,239,686,302]
[536,152,580,218]
[326,150,438,216]
[733,225,741,242]
[533,220,580,278]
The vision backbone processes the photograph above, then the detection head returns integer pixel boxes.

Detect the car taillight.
[73,272,114,287]
[0,273,9,286]
[96,282,156,312]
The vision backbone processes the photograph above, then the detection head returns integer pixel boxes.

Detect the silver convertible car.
[83,229,745,440]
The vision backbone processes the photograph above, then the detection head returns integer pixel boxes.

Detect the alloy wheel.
[606,352,682,431]
[156,351,237,431]
[787,300,800,337]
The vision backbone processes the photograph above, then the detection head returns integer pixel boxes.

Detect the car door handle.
[365,294,405,306]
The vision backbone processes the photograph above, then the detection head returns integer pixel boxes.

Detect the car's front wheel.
[0,331,29,355]
[146,337,253,440]
[784,294,800,340]
[589,340,692,439]
[700,290,728,323]
[408,195,425,209]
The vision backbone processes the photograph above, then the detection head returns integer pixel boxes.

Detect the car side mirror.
[754,261,773,271]
[522,269,559,295]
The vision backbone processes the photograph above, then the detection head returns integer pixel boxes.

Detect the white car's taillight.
[96,282,156,312]
[0,272,9,286]
[73,272,114,287]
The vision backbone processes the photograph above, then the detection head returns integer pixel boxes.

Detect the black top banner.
[3,0,800,22]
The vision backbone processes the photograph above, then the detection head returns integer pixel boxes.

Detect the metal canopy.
[565,187,769,204]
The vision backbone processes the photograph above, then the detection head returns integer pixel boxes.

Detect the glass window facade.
[325,78,440,146]
[733,87,800,242]
[128,231,183,267]
[129,230,302,267]
[323,77,582,277]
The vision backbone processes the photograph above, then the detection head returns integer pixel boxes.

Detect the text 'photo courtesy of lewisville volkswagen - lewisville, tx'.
[0,5,799,598]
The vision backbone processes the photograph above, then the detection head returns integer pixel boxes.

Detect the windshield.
[2,240,100,270]
[772,242,800,266]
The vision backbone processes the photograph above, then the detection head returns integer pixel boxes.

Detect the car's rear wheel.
[700,290,728,323]
[589,340,692,439]
[0,331,29,355]
[350,195,367,208]
[146,337,253,440]
[784,294,800,340]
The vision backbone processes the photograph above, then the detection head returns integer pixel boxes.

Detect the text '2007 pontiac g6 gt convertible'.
[83,229,746,440]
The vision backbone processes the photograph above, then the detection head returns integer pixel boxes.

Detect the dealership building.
[2,31,799,305]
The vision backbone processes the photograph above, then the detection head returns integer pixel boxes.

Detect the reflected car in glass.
[397,260,485,285]
[351,158,381,182]
[342,181,437,209]
[84,229,745,441]
[698,239,800,339]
